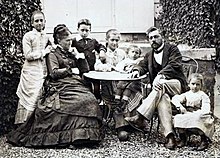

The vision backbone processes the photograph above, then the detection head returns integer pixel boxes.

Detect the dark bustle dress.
[7,47,102,148]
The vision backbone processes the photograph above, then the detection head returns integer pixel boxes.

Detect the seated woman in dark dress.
[7,24,102,148]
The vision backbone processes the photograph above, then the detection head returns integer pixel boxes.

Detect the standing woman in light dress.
[172,73,215,151]
[15,10,51,124]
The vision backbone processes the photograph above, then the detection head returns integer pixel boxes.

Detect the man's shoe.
[118,130,129,141]
[165,134,176,150]
[124,114,145,131]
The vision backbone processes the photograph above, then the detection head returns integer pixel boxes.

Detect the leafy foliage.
[158,0,219,107]
[159,0,215,48]
[0,0,41,135]
[214,0,220,69]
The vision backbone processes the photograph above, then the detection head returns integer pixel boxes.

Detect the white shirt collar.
[154,43,164,65]
[32,28,45,36]
[155,42,164,53]
[75,34,92,41]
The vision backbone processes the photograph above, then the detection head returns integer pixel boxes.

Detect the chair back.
[181,55,199,82]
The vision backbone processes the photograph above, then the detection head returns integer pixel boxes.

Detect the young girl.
[15,11,52,124]
[172,73,215,151]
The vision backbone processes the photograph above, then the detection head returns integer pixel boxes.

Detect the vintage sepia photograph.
[0,0,220,157]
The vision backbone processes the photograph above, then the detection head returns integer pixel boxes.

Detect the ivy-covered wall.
[158,0,219,111]
[0,0,41,135]
[159,0,215,48]
[214,0,220,69]
[158,0,220,71]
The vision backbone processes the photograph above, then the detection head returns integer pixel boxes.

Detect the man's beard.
[151,42,160,49]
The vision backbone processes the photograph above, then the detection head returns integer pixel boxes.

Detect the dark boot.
[177,133,187,148]
[121,100,128,112]
[165,133,176,150]
[197,135,209,151]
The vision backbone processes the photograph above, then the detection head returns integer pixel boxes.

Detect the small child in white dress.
[115,45,143,73]
[115,45,143,103]
[172,73,214,151]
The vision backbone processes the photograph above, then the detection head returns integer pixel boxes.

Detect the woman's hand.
[71,68,80,74]
[75,53,85,59]
[41,45,53,59]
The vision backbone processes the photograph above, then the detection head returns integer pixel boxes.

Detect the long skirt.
[15,61,45,124]
[174,112,215,139]
[7,77,102,148]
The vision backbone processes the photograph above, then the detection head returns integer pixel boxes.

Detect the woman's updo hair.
[53,24,71,44]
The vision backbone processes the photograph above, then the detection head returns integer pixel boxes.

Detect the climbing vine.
[159,0,215,48]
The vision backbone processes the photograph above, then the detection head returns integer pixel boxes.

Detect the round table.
[83,71,147,81]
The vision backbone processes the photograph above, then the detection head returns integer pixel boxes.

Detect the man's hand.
[152,74,164,91]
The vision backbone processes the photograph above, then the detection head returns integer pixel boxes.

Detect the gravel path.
[0,119,219,158]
